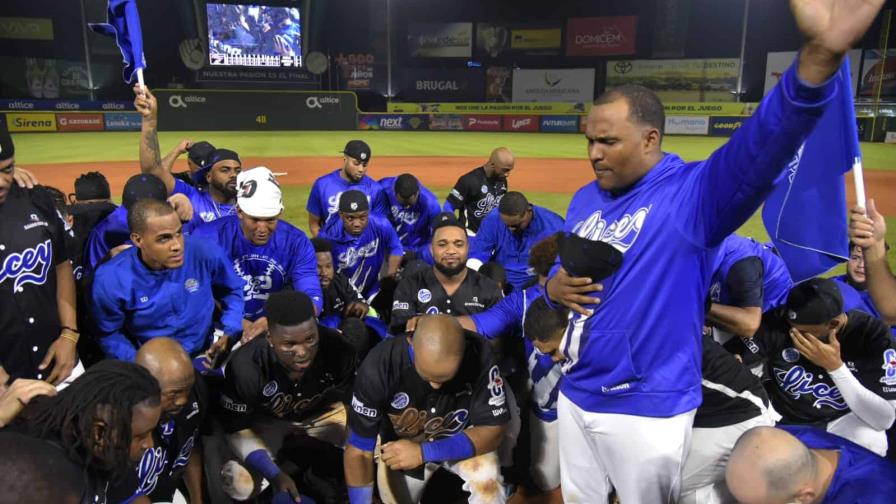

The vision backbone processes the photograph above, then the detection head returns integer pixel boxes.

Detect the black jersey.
[321,271,366,319]
[751,309,896,425]
[0,184,69,380]
[218,325,358,432]
[389,267,502,333]
[348,332,510,451]
[108,372,210,502]
[446,167,507,233]
[695,334,770,428]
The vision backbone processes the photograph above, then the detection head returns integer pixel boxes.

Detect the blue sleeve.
[469,213,498,263]
[371,188,389,218]
[678,62,838,248]
[306,178,323,217]
[90,268,137,361]
[173,178,198,198]
[471,290,524,339]
[83,228,109,274]
[206,242,246,336]
[443,200,456,213]
[383,221,404,257]
[290,232,324,313]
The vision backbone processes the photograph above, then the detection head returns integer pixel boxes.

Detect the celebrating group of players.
[2,2,896,503]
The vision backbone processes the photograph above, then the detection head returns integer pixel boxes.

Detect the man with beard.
[318,190,402,300]
[134,86,242,228]
[108,338,209,504]
[444,147,514,235]
[91,199,245,362]
[193,167,322,343]
[390,213,503,333]
[307,140,388,236]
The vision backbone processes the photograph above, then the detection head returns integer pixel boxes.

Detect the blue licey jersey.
[306,169,388,228]
[191,215,323,320]
[318,213,403,299]
[549,62,840,417]
[174,178,235,227]
[709,234,793,311]
[379,176,442,255]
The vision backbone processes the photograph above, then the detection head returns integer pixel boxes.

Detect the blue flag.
[89,0,146,84]
[762,58,857,283]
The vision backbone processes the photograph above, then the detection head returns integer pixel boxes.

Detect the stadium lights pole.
[386,0,393,98]
[735,0,750,103]
[78,0,96,101]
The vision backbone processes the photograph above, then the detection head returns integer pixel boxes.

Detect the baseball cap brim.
[559,233,624,281]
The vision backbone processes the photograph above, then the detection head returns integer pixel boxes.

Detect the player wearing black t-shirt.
[344,315,511,504]
[444,148,514,234]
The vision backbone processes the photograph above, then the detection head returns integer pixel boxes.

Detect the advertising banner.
[154,90,357,131]
[708,116,746,136]
[5,112,56,132]
[486,67,512,102]
[57,113,104,132]
[334,53,378,91]
[358,114,428,131]
[859,49,896,98]
[387,102,588,114]
[0,99,134,111]
[607,58,740,102]
[476,23,510,60]
[104,112,142,131]
[408,23,472,58]
[763,50,860,96]
[540,115,579,133]
[664,115,709,135]
[566,16,636,57]
[663,102,756,115]
[511,28,561,50]
[428,115,465,131]
[402,68,485,102]
[0,17,53,40]
[511,68,595,103]
[465,115,502,131]
[502,115,539,132]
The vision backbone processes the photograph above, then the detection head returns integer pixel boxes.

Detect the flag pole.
[853,157,866,210]
[136,67,145,94]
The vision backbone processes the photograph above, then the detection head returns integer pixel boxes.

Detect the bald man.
[444,147,513,234]
[726,425,896,504]
[345,315,512,504]
[108,337,208,504]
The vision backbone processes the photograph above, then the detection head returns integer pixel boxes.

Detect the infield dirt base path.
[23,155,896,215]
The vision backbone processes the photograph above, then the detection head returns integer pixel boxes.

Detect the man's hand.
[0,378,57,427]
[38,334,78,385]
[271,473,302,502]
[167,193,194,222]
[109,243,133,258]
[12,167,38,189]
[789,327,843,372]
[133,85,158,123]
[849,199,886,250]
[381,439,424,471]
[242,317,268,344]
[176,138,193,155]
[405,316,421,333]
[201,335,231,370]
[545,266,603,317]
[344,301,369,319]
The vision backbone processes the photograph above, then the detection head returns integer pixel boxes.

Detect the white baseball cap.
[236,166,283,218]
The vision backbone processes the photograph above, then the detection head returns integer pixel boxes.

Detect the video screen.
[207,3,302,67]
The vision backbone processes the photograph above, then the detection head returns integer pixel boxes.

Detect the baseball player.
[0,126,79,384]
[444,147,513,234]
[318,189,403,300]
[707,234,793,341]
[169,139,216,187]
[830,242,896,334]
[108,338,209,504]
[210,291,357,502]
[91,199,245,362]
[379,173,442,258]
[134,86,242,228]
[726,425,896,503]
[470,191,564,290]
[738,278,896,456]
[192,167,323,341]
[390,213,503,333]
[544,3,883,500]
[680,334,775,504]
[307,140,388,236]
[344,315,511,504]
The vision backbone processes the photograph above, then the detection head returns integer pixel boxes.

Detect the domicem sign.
[566,16,637,57]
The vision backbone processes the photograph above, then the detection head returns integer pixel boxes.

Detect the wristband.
[347,485,374,504]
[60,332,79,344]
[245,449,281,480]
[421,433,474,463]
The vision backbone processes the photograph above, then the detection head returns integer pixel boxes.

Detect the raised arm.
[134,86,176,195]
[849,200,896,324]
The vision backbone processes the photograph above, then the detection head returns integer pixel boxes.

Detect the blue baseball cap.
[192,148,241,186]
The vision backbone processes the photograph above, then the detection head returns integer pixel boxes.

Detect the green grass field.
[13,129,896,273]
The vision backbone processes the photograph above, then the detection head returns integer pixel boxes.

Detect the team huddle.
[1,2,895,504]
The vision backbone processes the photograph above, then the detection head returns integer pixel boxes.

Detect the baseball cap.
[559,233,624,281]
[236,167,283,218]
[342,140,371,163]
[187,141,216,167]
[122,174,168,211]
[785,278,844,325]
[73,171,111,201]
[338,190,369,213]
[431,212,464,232]
[192,148,241,186]
[0,119,14,162]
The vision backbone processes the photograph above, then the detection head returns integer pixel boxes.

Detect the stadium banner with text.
[334,52,379,91]
[511,28,562,50]
[540,115,580,133]
[56,113,104,132]
[5,112,56,132]
[154,90,357,131]
[428,114,465,131]
[708,116,746,136]
[566,16,636,56]
[859,49,896,98]
[663,102,756,115]
[386,102,588,114]
[763,50,860,96]
[511,68,595,103]
[104,112,142,131]
[464,114,503,131]
[607,58,740,102]
[401,68,485,102]
[664,115,709,135]
[359,114,428,131]
[0,99,134,111]
[0,17,53,40]
[502,115,539,132]
[408,22,472,58]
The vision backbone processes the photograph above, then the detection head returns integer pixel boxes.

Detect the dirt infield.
[23,155,896,215]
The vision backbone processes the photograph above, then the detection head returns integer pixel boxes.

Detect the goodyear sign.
[709,116,747,136]
[5,112,56,132]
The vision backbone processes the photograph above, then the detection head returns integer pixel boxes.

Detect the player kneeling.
[344,315,512,504]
